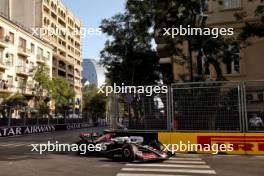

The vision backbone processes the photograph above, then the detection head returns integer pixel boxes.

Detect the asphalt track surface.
[0,128,263,176]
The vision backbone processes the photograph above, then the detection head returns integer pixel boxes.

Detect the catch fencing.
[109,80,264,132]
[0,106,107,127]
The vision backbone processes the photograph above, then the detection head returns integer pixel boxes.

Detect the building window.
[222,0,241,10]
[18,37,26,50]
[37,47,43,56]
[202,0,209,12]
[46,51,50,60]
[30,43,35,54]
[197,54,210,75]
[17,57,26,67]
[226,56,240,74]
[226,44,240,74]
[7,75,13,87]
[29,61,34,71]
[17,77,26,89]
[0,50,3,64]
[0,26,4,39]
[6,53,14,67]
[9,32,14,44]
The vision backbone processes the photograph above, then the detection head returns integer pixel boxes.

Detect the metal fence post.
[23,108,27,126]
[167,85,172,132]
[64,110,67,124]
[7,106,11,127]
[37,111,39,125]
[238,82,245,132]
[48,112,50,125]
[242,81,248,132]
[170,84,174,132]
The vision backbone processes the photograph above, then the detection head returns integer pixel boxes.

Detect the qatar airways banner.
[0,125,56,137]
[0,123,92,137]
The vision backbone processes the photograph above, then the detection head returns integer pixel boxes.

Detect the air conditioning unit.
[5,35,10,42]
[247,92,264,102]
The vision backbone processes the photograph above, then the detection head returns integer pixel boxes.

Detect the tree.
[31,64,52,108]
[51,77,75,112]
[82,84,106,123]
[0,92,11,105]
[100,13,160,86]
[235,5,264,41]
[0,93,27,120]
[3,93,27,107]
[125,0,238,82]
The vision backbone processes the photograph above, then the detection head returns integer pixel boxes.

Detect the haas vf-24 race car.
[76,133,171,162]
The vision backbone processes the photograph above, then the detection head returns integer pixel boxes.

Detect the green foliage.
[31,64,76,110]
[82,84,106,119]
[3,93,27,107]
[100,11,160,86]
[31,64,52,107]
[0,92,11,103]
[100,0,241,83]
[234,4,264,46]
[126,0,236,82]
[51,77,75,109]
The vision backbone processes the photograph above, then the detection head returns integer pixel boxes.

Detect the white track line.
[121,168,216,174]
[117,174,191,176]
[0,143,29,147]
[126,163,210,169]
[165,160,206,164]
[169,157,202,160]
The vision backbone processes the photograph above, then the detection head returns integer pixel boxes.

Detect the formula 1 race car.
[76,132,171,162]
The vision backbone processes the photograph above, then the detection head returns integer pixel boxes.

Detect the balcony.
[0,82,14,93]
[74,83,81,88]
[75,73,81,79]
[0,60,7,70]
[0,36,9,48]
[16,86,34,96]
[18,47,31,57]
[43,0,49,5]
[68,66,74,75]
[67,77,74,85]
[58,62,66,71]
[36,55,48,64]
[74,69,81,78]
[16,66,29,76]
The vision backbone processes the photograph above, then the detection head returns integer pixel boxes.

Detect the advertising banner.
[158,132,264,155]
[0,123,92,137]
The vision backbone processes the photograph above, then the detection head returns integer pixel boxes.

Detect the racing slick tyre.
[122,144,136,162]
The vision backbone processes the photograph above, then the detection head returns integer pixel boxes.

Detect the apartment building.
[0,13,53,106]
[156,0,264,82]
[0,0,83,111]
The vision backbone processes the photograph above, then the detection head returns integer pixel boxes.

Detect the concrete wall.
[10,0,36,28]
[207,0,261,25]
[0,0,9,18]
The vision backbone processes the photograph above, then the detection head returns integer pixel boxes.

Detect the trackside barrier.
[0,123,93,137]
[158,132,264,155]
[108,80,264,155]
